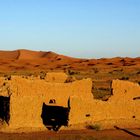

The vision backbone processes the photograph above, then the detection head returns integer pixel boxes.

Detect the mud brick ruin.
[0,72,140,131]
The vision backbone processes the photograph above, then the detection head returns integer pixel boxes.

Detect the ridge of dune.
[0,49,78,60]
[17,49,45,60]
[17,49,74,60]
[16,49,79,61]
[0,49,139,76]
[0,49,139,61]
[40,51,60,59]
[0,50,19,59]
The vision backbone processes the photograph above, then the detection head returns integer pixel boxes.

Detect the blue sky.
[0,0,140,58]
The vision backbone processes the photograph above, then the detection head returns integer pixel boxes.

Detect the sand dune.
[0,49,139,82]
[0,50,19,59]
[0,49,76,60]
[0,49,139,62]
[17,49,44,60]
[0,49,60,60]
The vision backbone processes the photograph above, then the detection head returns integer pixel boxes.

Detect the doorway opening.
[41,103,69,131]
[0,96,10,124]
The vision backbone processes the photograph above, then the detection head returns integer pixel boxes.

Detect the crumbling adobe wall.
[9,95,45,129]
[69,80,140,129]
[0,73,140,131]
[45,72,68,83]
[108,80,140,126]
[44,78,93,106]
[69,96,94,125]
[7,76,93,129]
[9,76,92,106]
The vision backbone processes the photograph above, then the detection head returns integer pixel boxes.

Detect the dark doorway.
[0,96,10,124]
[41,103,69,131]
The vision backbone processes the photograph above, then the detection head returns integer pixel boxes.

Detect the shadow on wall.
[0,96,10,125]
[41,103,70,131]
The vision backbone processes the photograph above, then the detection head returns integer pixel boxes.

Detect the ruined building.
[0,72,140,131]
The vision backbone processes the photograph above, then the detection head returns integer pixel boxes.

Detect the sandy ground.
[0,129,140,140]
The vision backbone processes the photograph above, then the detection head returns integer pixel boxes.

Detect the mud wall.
[45,72,68,83]
[9,95,44,128]
[69,80,140,129]
[9,76,92,106]
[0,74,140,130]
[7,76,92,128]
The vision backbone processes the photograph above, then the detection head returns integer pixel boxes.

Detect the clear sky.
[0,0,140,58]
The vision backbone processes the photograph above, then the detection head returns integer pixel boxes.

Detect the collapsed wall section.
[69,80,140,129]
[110,80,140,125]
